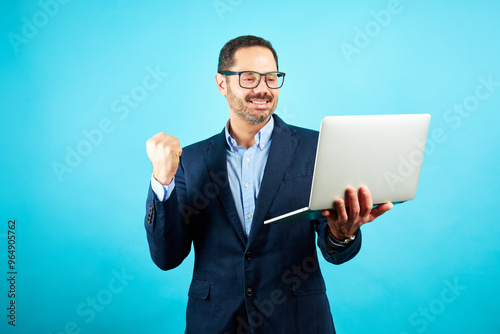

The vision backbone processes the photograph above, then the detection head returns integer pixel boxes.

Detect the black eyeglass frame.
[219,71,286,89]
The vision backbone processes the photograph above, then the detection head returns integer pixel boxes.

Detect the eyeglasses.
[219,71,286,89]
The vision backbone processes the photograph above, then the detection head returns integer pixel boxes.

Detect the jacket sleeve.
[314,218,362,265]
[144,160,192,270]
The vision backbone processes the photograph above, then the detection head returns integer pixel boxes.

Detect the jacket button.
[245,288,254,297]
[245,252,252,260]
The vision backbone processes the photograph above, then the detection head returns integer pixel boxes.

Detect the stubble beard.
[226,84,277,125]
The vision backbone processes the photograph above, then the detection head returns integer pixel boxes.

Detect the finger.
[346,187,359,220]
[172,146,182,157]
[167,138,182,157]
[147,133,170,149]
[158,137,181,155]
[322,209,339,221]
[334,199,348,222]
[369,202,393,221]
[152,132,166,138]
[150,132,167,141]
[167,147,182,161]
[359,186,373,219]
[166,136,179,145]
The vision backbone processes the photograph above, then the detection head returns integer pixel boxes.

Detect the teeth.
[251,101,267,104]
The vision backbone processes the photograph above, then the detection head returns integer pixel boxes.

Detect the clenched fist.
[146,132,182,185]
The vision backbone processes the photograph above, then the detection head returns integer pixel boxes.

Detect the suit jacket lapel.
[247,115,298,246]
[205,129,248,245]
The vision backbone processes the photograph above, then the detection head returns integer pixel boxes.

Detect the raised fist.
[146,132,182,185]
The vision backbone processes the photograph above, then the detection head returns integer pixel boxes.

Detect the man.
[144,35,393,333]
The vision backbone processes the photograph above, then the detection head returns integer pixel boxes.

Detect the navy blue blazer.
[145,114,361,334]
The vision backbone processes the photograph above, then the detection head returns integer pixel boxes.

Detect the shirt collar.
[225,116,274,153]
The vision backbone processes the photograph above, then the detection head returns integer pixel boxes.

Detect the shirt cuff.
[150,174,175,201]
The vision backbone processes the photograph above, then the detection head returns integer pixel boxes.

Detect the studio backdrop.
[1,1,499,333]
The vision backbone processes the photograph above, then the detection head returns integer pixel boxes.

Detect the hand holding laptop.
[263,114,430,226]
[322,186,393,241]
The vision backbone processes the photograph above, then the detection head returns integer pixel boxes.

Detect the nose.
[252,75,271,94]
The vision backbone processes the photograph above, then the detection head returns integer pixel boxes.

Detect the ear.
[215,73,227,96]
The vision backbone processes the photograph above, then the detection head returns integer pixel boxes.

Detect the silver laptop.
[264,114,431,224]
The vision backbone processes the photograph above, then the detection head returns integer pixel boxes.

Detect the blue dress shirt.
[224,116,274,236]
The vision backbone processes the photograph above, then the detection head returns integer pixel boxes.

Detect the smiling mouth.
[248,99,271,107]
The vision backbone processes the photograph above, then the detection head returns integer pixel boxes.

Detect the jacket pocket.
[188,280,210,300]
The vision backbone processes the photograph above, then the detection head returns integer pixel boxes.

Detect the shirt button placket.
[242,150,254,235]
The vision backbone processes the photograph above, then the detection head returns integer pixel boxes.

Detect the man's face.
[225,46,279,125]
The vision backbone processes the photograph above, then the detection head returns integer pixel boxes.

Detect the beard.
[226,84,277,125]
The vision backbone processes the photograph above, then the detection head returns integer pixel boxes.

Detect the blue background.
[1,0,500,333]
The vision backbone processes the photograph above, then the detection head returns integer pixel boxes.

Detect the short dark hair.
[218,35,279,72]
